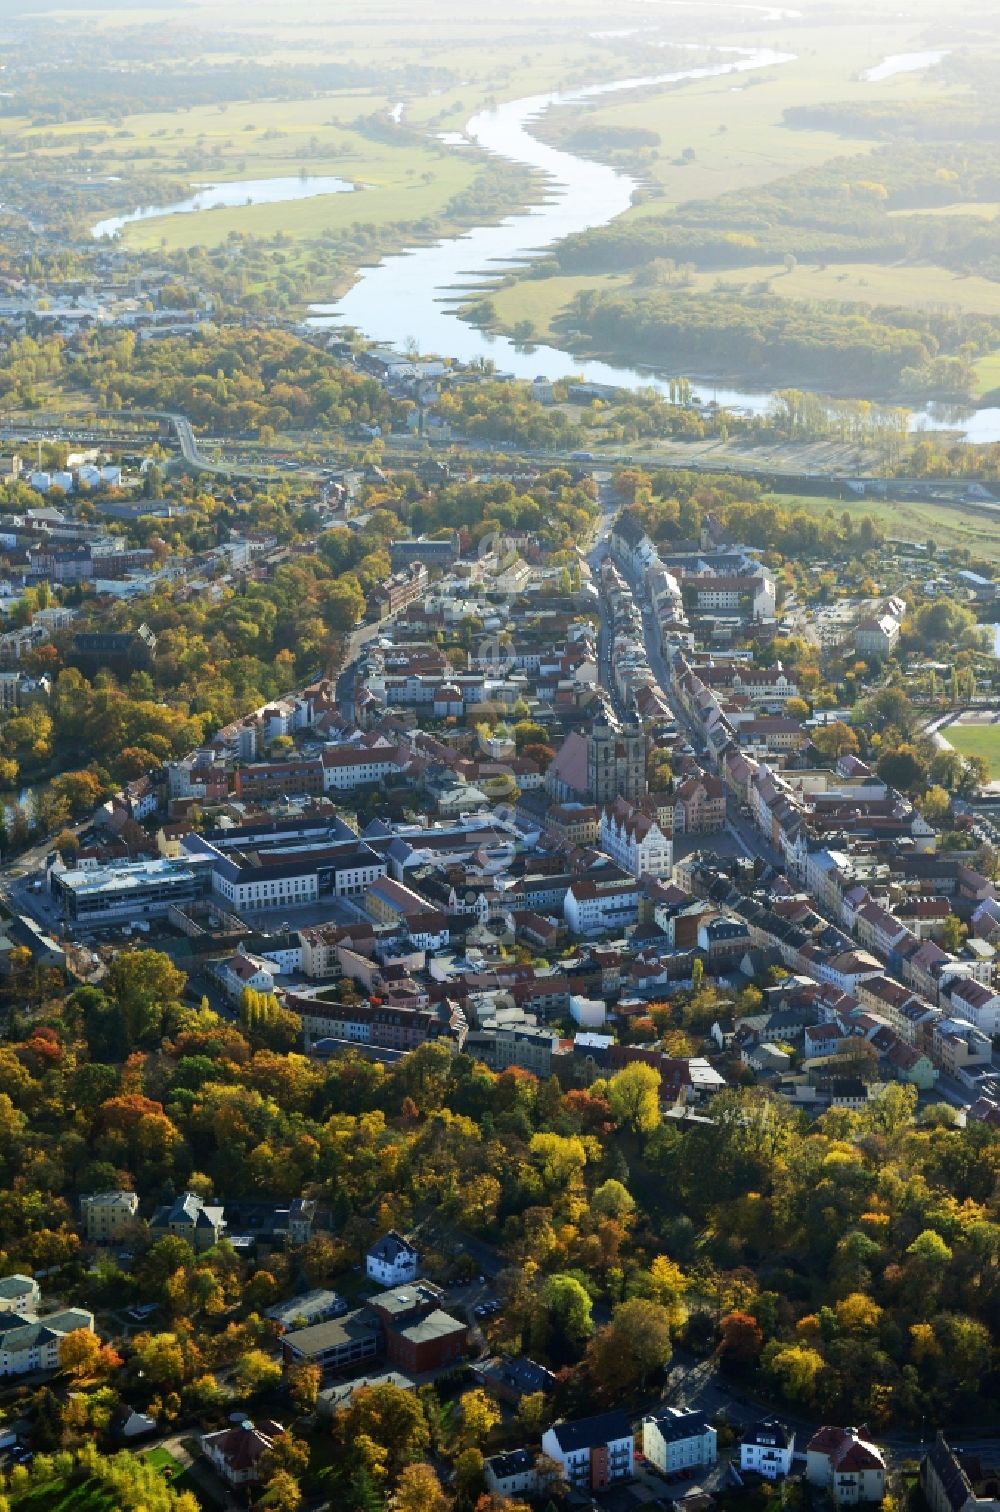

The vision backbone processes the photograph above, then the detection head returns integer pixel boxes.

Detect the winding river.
[308,46,1000,443]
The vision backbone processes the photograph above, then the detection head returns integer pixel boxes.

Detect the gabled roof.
[549,1409,632,1452]
[368,1230,418,1264]
[744,1418,792,1449]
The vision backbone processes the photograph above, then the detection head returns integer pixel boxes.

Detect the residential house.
[542,1411,635,1492]
[855,615,901,660]
[0,1308,95,1376]
[0,1276,39,1314]
[643,1408,717,1476]
[217,949,277,1003]
[149,1192,226,1251]
[366,1232,420,1287]
[485,1450,540,1500]
[202,1420,284,1488]
[474,1355,557,1406]
[806,1426,886,1505]
[80,1190,140,1244]
[740,1419,795,1480]
[112,1405,159,1441]
[946,977,1000,1037]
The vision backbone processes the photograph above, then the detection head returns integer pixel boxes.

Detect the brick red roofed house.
[202,1419,284,1487]
[806,1426,886,1505]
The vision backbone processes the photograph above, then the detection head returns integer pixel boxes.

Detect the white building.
[322,746,404,791]
[855,614,900,660]
[365,1231,420,1287]
[202,1420,284,1487]
[741,1419,795,1480]
[0,1308,95,1376]
[564,879,640,936]
[569,994,608,1029]
[642,1408,717,1476]
[0,1276,39,1314]
[946,977,1000,1037]
[484,1450,540,1499]
[599,804,673,880]
[217,950,277,1003]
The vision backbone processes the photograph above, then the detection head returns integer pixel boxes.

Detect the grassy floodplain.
[768,492,1000,564]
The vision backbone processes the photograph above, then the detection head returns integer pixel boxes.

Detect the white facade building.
[365,1231,420,1287]
[741,1419,795,1480]
[643,1409,717,1476]
[0,1308,94,1376]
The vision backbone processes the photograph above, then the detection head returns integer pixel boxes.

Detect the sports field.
[943,718,1000,778]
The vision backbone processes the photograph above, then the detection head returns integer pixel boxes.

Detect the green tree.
[876,743,927,794]
[532,1274,594,1364]
[105,950,186,1047]
[940,914,967,954]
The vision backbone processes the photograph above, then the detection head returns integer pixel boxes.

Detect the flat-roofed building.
[50,854,214,924]
[281,1309,382,1375]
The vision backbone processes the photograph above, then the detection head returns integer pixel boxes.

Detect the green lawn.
[10,1476,116,1512]
[143,1447,182,1474]
[941,720,1000,777]
[771,492,1000,564]
[974,351,1000,399]
[141,1444,205,1502]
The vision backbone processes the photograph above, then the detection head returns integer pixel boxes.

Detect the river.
[91,174,357,240]
[859,50,950,83]
[307,46,1000,443]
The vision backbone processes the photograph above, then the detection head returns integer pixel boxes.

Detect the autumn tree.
[458,1388,501,1449]
[395,1463,450,1512]
[287,1362,321,1413]
[531,1273,594,1364]
[718,1311,764,1366]
[106,949,186,1047]
[58,1328,104,1379]
[334,1382,430,1484]
[606,1062,661,1135]
[585,1298,673,1398]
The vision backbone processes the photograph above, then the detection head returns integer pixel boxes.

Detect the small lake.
[860,51,950,82]
[91,174,358,239]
